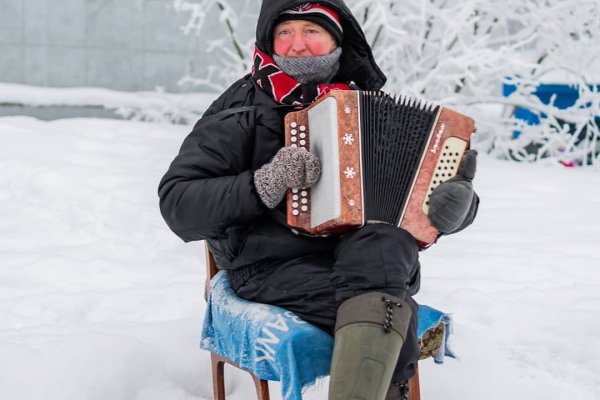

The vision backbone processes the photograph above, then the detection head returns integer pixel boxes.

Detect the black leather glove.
[428,149,478,234]
[253,147,321,209]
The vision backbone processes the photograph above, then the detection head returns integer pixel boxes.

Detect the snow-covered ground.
[0,115,599,400]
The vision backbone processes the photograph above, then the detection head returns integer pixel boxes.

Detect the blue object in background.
[502,82,600,139]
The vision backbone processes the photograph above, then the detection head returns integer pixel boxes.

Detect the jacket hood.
[256,0,387,90]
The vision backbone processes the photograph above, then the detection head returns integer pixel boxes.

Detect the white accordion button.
[292,195,299,201]
[299,140,306,146]
[292,189,299,194]
[291,122,297,128]
[292,209,299,216]
[299,133,306,139]
[292,202,299,208]
[291,129,297,135]
[291,136,298,143]
[299,125,306,131]
[301,205,308,212]
[301,190,308,197]
[301,198,308,204]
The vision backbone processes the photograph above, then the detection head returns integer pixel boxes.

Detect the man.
[159,1,479,399]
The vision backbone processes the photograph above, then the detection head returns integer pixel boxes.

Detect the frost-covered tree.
[352,0,600,167]
[173,0,261,91]
[174,0,600,167]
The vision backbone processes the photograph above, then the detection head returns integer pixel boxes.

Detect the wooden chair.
[204,244,421,400]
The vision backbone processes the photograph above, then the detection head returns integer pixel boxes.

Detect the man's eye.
[278,30,290,36]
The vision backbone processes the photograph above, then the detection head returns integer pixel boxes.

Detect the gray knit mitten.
[428,149,477,234]
[254,147,321,209]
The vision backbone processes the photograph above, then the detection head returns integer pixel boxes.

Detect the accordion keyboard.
[288,121,310,217]
[290,188,309,216]
[422,137,467,213]
[288,121,308,149]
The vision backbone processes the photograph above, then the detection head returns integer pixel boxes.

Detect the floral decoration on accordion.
[344,106,352,114]
[344,167,357,179]
[342,133,355,145]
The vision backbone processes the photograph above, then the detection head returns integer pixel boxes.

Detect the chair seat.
[201,271,454,400]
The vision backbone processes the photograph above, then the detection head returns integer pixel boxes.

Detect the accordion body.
[284,90,476,248]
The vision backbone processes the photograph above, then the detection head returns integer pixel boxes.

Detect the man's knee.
[332,224,421,301]
[335,224,419,267]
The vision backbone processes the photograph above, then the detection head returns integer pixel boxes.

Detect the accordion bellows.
[285,90,475,248]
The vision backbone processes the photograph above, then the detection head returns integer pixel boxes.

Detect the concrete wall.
[0,0,232,92]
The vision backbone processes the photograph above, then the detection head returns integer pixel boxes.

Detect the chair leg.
[408,364,421,400]
[211,353,226,400]
[211,352,270,400]
[251,375,270,400]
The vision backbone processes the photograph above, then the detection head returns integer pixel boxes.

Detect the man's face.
[273,19,337,57]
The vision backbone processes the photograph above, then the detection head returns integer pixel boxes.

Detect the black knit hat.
[275,3,344,45]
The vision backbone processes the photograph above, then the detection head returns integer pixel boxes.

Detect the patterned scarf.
[252,46,351,106]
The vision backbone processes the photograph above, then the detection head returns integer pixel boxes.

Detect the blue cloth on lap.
[200,271,454,400]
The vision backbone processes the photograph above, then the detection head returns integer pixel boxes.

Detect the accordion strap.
[213,105,257,116]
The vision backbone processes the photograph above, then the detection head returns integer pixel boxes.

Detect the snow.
[0,83,217,123]
[1,114,599,400]
[0,83,215,111]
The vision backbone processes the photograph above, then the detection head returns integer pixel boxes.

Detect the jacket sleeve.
[158,108,266,242]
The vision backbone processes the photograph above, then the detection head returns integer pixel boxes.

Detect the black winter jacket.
[158,0,388,271]
[159,73,342,270]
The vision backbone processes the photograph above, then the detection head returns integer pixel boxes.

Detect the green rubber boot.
[328,292,412,400]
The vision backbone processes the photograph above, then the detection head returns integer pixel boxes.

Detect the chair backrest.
[205,244,220,300]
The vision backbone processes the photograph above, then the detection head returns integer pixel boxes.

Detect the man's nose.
[290,34,307,53]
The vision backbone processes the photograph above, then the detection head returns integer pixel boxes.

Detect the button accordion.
[284,90,476,248]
